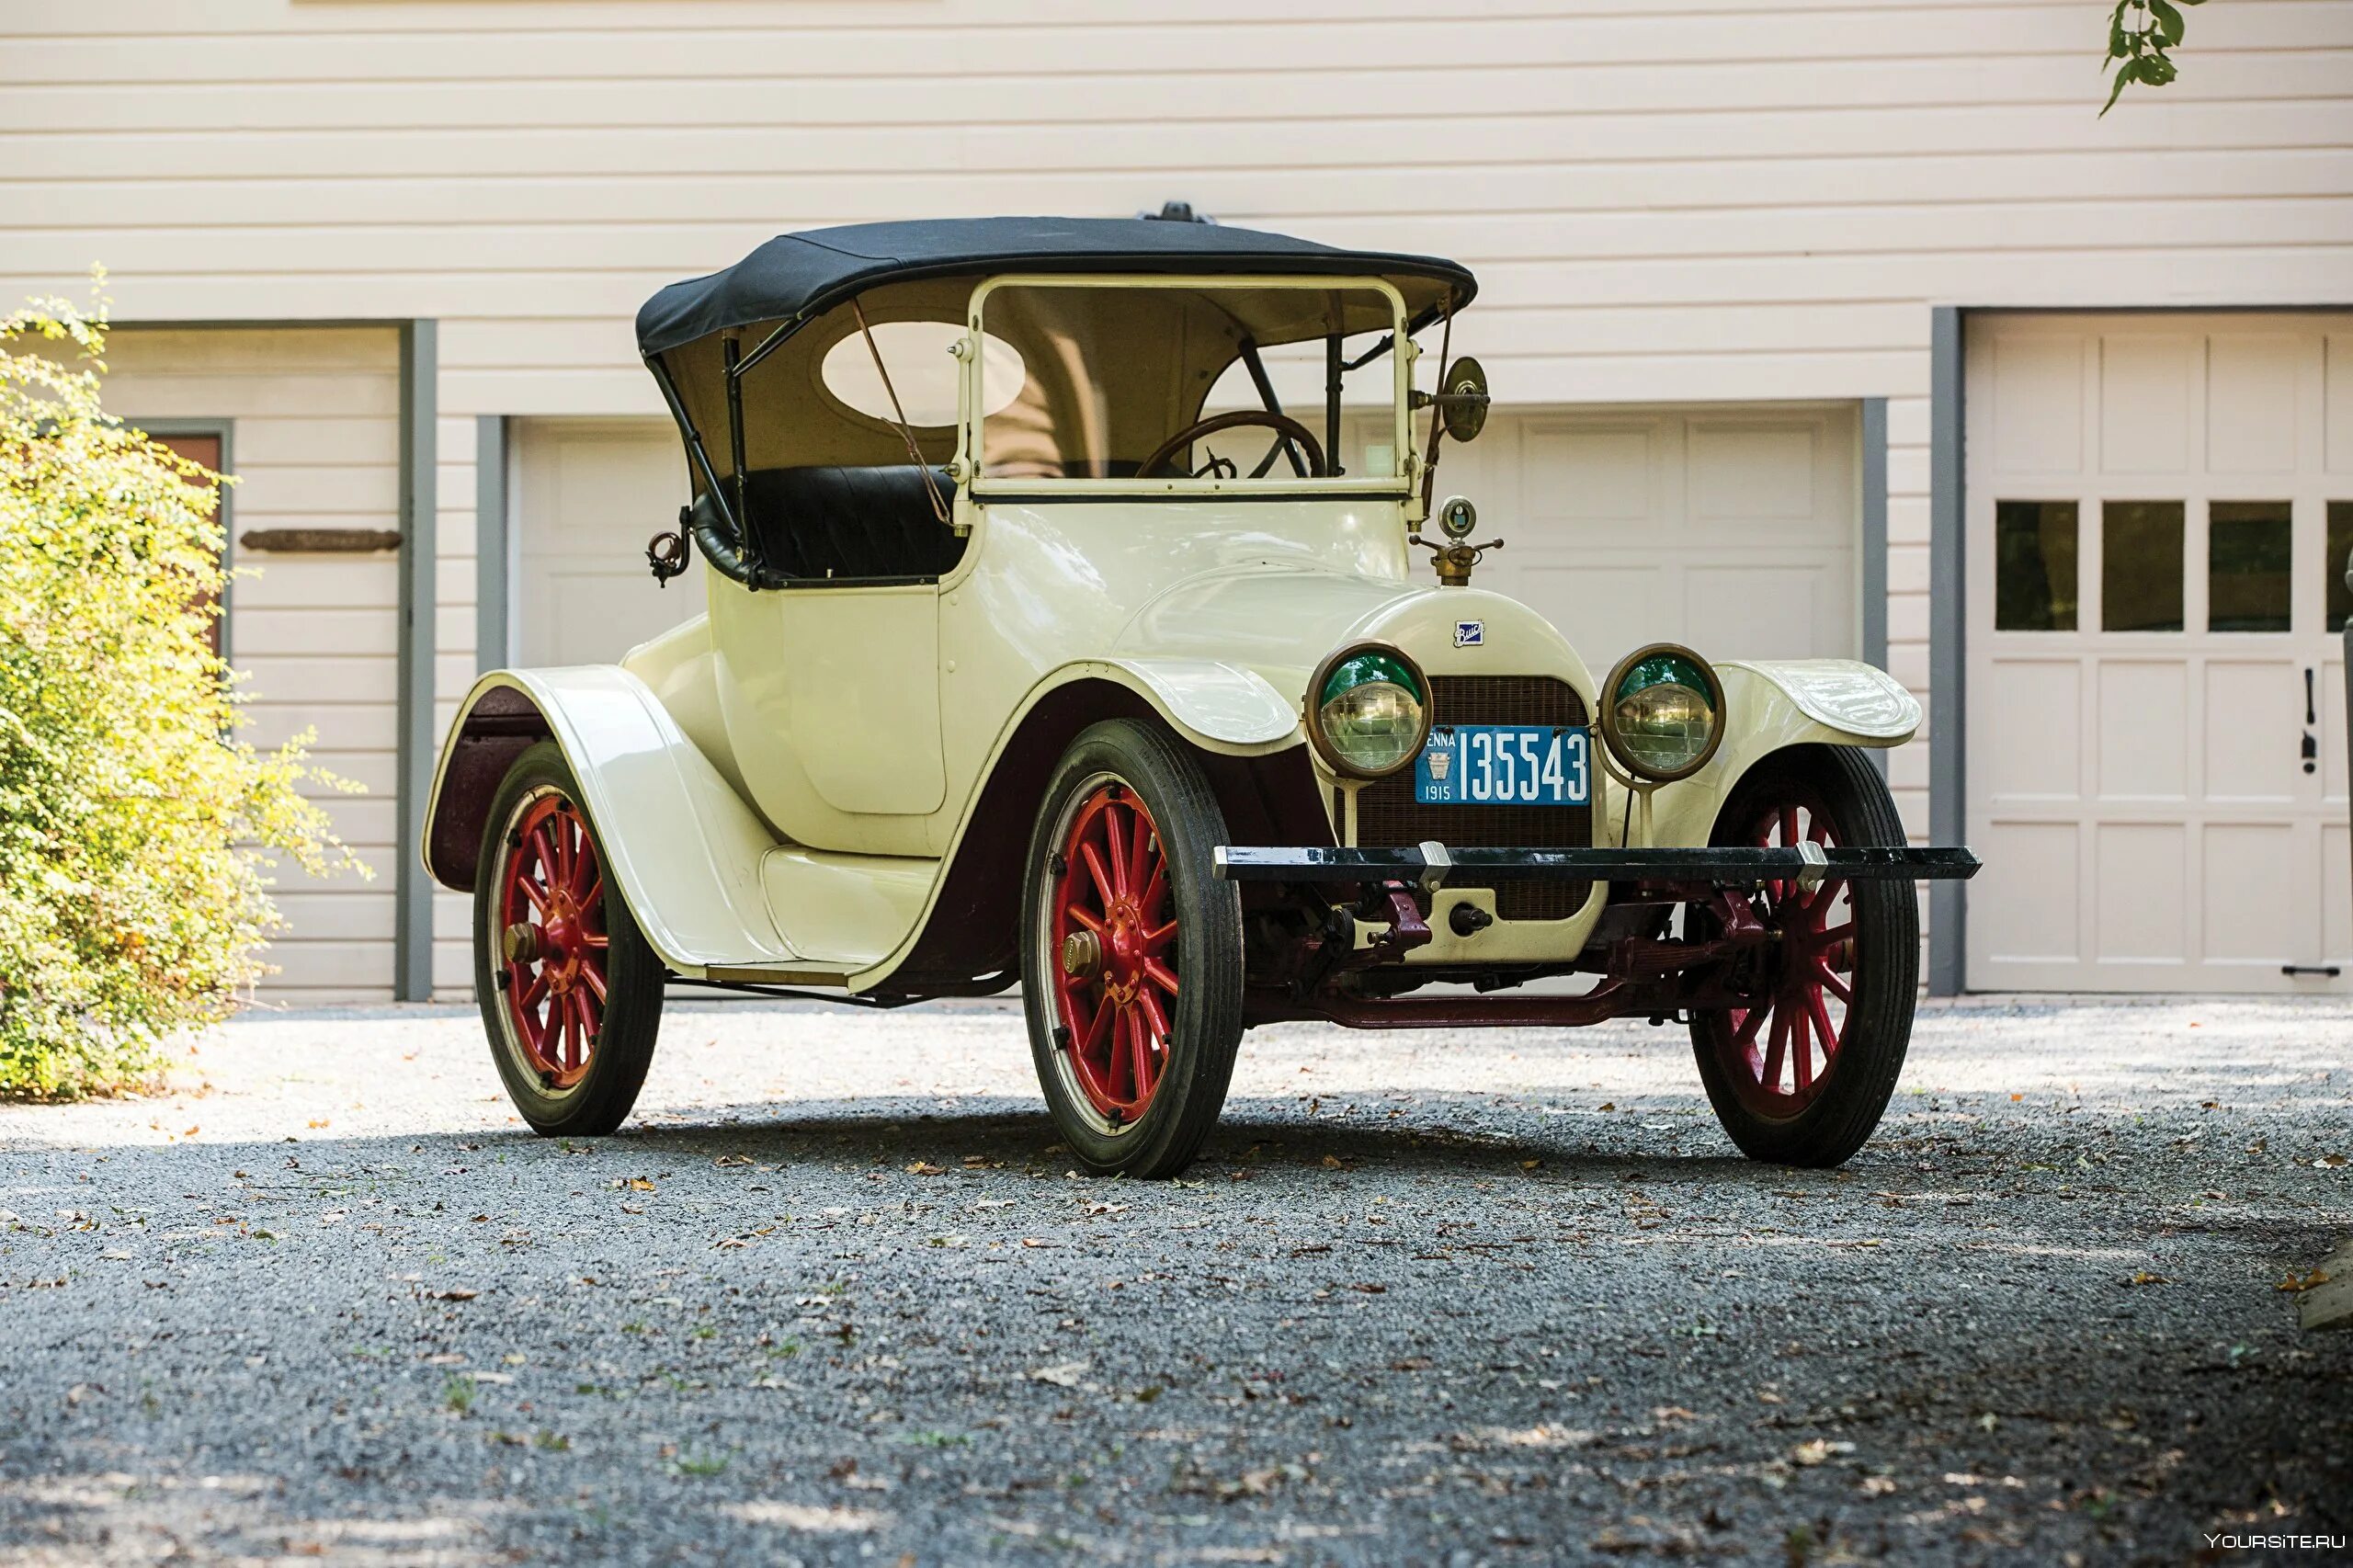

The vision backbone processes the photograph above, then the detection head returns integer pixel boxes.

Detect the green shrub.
[0,293,361,1096]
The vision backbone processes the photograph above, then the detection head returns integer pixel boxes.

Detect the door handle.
[2304,667,2320,775]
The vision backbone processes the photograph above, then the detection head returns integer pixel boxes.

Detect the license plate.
[1415,725,1590,806]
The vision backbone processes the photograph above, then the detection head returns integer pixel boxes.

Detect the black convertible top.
[634,216,1477,357]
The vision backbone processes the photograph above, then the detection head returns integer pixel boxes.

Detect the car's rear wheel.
[1021,720,1245,1178]
[473,740,664,1137]
[1688,744,1916,1167]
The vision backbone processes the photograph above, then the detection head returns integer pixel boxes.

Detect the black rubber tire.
[472,741,665,1138]
[1019,719,1245,1178]
[1688,744,1917,1167]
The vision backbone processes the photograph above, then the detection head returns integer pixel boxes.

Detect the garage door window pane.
[2101,500,2184,632]
[1995,500,2078,630]
[2329,501,2353,634]
[2207,501,2291,632]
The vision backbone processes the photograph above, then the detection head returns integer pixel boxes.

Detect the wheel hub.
[496,793,609,1091]
[1702,790,1859,1117]
[1045,780,1180,1127]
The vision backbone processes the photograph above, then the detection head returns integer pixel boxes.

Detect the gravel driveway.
[1,995,2347,1565]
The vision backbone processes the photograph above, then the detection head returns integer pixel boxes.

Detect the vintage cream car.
[423,217,1977,1177]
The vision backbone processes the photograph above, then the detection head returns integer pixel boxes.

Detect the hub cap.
[497,792,609,1090]
[1714,790,1856,1117]
[1047,781,1178,1127]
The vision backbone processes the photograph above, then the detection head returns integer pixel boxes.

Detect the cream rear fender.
[1630,660,1921,850]
[423,668,793,978]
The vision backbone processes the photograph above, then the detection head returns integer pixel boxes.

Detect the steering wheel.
[1137,411,1328,481]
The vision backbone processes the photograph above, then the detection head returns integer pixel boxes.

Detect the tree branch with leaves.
[2104,0,2204,114]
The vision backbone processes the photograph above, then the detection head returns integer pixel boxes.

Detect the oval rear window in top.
[819,321,1024,428]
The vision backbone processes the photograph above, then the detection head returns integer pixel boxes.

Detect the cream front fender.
[423,668,793,977]
[1634,660,1921,849]
[1033,658,1301,756]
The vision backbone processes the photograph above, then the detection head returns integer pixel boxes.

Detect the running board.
[1212,844,1980,888]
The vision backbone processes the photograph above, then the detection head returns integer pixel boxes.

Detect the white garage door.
[517,419,705,666]
[1362,404,1860,673]
[1965,313,2353,994]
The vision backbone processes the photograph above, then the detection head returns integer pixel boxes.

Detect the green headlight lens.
[1611,653,1717,776]
[1317,652,1426,775]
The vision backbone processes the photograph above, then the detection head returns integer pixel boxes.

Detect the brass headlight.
[1307,643,1430,778]
[1599,643,1724,781]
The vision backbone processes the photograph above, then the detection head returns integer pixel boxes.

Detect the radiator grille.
[1356,676,1597,922]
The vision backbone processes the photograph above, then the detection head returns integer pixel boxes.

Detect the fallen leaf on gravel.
[2315,1154,2347,1169]
[2277,1269,2332,1293]
[904,1163,946,1176]
[1859,1475,1898,1495]
[1597,1103,1616,1112]
[1029,1361,1088,1386]
[1320,1154,1346,1169]
[307,1119,329,1130]
[1219,1466,1288,1499]
[1290,1244,1332,1256]
[713,1154,756,1167]
[1791,1439,1854,1466]
[1019,1238,1051,1249]
[425,1288,479,1301]
[624,1178,656,1193]
[1347,1282,1387,1294]
[2121,1271,2170,1287]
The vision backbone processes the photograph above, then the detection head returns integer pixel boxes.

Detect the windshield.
[971,278,1411,491]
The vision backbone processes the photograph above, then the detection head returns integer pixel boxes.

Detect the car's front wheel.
[1687,744,1917,1167]
[473,740,664,1137]
[1020,720,1245,1178]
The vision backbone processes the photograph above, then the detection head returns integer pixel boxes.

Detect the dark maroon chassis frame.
[1237,877,1766,1029]
[1219,841,1979,1031]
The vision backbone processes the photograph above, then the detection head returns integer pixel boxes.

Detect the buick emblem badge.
[1453,619,1483,647]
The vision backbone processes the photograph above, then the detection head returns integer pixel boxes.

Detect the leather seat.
[695,466,963,582]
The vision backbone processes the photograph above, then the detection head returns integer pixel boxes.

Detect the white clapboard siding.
[4,0,2347,997]
[99,328,403,1003]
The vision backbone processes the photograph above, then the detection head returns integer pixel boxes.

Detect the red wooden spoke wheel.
[497,793,610,1090]
[1049,782,1179,1126]
[1713,785,1858,1118]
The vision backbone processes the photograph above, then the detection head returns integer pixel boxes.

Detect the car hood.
[1113,563,1596,710]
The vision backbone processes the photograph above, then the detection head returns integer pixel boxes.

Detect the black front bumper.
[1212,844,1981,886]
